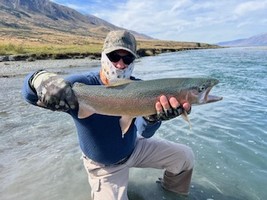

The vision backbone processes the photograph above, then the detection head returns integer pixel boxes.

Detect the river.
[1,47,266,200]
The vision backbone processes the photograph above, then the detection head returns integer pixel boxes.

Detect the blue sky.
[51,0,267,44]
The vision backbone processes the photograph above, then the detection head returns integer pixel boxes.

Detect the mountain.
[0,0,152,45]
[217,33,267,47]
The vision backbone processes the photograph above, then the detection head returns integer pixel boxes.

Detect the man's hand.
[30,71,78,111]
[144,95,191,123]
[155,96,191,120]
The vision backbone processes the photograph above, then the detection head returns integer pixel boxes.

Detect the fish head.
[189,78,223,104]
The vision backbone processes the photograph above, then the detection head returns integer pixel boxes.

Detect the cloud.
[106,0,235,40]
[234,1,267,16]
[52,0,267,43]
[170,0,192,12]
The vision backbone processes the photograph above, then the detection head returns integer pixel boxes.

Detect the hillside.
[0,0,219,60]
[217,33,267,47]
[0,0,154,44]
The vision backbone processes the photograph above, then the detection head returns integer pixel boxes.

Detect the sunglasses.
[106,52,135,65]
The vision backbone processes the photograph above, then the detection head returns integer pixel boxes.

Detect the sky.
[51,0,267,44]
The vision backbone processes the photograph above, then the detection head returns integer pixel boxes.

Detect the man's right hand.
[30,70,78,111]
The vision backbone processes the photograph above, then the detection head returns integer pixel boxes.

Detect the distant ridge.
[217,33,267,47]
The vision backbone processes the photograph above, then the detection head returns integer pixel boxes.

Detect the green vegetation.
[0,42,103,56]
[0,43,26,55]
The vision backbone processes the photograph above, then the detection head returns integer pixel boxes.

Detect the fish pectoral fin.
[181,111,192,130]
[77,103,95,119]
[119,116,134,137]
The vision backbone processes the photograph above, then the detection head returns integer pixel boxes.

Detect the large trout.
[73,78,223,134]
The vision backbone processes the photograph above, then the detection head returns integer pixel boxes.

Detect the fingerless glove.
[30,70,78,111]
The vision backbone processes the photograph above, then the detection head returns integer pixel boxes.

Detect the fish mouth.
[201,86,223,104]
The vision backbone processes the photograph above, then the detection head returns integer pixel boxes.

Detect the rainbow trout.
[73,78,223,134]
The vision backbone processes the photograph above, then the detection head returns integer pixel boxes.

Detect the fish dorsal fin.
[106,79,134,88]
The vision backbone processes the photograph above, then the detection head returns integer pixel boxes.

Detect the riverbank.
[0,40,221,78]
[0,46,218,62]
[0,38,220,62]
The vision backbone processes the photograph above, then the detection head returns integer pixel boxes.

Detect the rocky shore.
[0,58,99,78]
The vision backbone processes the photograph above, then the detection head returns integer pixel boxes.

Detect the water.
[1,47,267,200]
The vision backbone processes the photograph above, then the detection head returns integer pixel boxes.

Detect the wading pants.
[83,137,194,200]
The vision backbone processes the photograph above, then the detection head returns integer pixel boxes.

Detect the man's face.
[106,50,135,69]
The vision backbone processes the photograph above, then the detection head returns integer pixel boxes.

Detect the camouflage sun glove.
[30,70,78,111]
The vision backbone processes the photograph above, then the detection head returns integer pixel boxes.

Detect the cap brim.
[103,46,137,58]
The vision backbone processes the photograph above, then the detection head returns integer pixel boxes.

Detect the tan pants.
[83,137,194,200]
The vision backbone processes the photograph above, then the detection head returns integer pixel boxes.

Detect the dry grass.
[0,38,103,55]
[0,27,105,55]
[0,31,218,56]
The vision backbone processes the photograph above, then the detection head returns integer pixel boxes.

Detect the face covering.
[101,52,134,82]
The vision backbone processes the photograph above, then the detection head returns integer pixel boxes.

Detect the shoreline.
[0,46,220,78]
[0,46,218,62]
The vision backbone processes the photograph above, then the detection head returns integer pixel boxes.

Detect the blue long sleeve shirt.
[22,71,161,165]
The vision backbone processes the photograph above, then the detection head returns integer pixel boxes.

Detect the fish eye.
[198,84,206,92]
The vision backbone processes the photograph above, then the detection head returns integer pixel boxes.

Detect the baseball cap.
[102,30,137,58]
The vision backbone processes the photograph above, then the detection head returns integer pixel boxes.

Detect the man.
[22,30,194,200]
